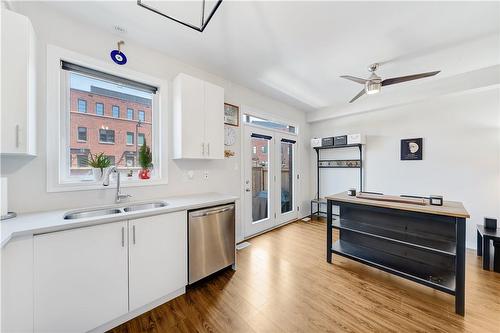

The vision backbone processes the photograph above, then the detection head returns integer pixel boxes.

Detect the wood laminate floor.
[109,218,500,333]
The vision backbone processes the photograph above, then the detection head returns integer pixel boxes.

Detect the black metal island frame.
[326,192,470,315]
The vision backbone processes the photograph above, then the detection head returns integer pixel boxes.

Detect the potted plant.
[138,140,153,180]
[86,152,111,181]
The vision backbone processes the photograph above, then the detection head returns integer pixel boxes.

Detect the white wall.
[309,88,500,249]
[0,3,310,241]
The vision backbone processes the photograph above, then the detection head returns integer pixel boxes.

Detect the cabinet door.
[173,74,206,159]
[203,81,224,159]
[1,9,36,155]
[34,222,128,333]
[129,211,187,311]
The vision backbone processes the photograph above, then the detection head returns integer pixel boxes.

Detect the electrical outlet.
[203,170,209,180]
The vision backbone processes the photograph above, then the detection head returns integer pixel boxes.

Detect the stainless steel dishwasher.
[188,203,235,284]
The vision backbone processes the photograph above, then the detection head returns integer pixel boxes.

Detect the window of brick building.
[95,102,104,116]
[127,108,134,120]
[138,133,145,146]
[126,132,134,145]
[138,110,145,122]
[78,99,87,113]
[112,105,120,118]
[99,129,115,144]
[77,127,87,142]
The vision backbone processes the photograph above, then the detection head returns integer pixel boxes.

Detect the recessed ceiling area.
[22,1,500,114]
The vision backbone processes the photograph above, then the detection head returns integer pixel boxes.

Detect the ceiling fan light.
[365,81,381,95]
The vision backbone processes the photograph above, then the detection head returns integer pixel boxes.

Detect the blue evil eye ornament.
[111,41,127,65]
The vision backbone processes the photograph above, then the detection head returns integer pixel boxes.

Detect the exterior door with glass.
[244,127,275,236]
[243,126,298,238]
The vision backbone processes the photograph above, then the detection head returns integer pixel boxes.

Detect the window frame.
[99,129,115,144]
[77,126,87,142]
[137,133,146,146]
[111,105,120,118]
[138,110,145,122]
[95,102,104,116]
[127,108,134,120]
[126,132,134,145]
[77,98,87,113]
[46,45,168,192]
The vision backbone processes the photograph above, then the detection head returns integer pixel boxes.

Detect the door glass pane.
[251,137,269,222]
[281,142,293,213]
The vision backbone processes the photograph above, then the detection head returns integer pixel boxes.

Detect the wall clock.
[224,127,236,146]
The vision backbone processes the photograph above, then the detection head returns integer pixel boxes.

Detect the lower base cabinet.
[34,221,129,333]
[33,211,187,332]
[129,211,187,310]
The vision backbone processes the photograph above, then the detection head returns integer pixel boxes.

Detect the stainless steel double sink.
[63,202,168,220]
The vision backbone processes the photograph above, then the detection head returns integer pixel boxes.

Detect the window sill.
[47,176,168,193]
[99,141,115,145]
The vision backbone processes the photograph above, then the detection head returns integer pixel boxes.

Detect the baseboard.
[89,287,186,333]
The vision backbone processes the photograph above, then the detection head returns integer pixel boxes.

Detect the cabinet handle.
[207,143,210,156]
[132,225,136,245]
[202,143,205,156]
[121,227,125,247]
[15,125,20,148]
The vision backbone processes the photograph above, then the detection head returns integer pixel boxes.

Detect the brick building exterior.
[69,86,152,176]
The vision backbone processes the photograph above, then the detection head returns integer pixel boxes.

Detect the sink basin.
[123,202,168,212]
[64,208,122,220]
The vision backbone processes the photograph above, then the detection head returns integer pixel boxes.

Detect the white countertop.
[0,192,238,248]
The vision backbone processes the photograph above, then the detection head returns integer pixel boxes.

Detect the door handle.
[15,125,20,148]
[121,227,125,247]
[245,188,251,192]
[207,143,210,156]
[202,143,205,156]
[132,225,136,244]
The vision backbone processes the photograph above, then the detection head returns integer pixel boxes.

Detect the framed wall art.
[401,138,423,160]
[224,103,239,126]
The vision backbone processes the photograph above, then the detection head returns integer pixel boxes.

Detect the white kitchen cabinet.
[172,73,224,159]
[128,211,187,311]
[34,221,129,333]
[1,9,37,156]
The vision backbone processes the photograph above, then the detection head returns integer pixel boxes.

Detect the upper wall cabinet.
[1,9,37,156]
[172,73,224,159]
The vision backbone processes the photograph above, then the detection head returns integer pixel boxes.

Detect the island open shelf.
[326,192,469,315]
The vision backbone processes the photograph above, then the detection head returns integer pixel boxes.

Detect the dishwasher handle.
[190,204,234,218]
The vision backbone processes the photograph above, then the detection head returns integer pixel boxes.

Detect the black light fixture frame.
[137,0,223,32]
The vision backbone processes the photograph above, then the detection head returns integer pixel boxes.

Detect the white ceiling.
[25,1,500,113]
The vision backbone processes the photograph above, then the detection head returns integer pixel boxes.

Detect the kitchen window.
[46,46,166,192]
[99,129,115,144]
[77,99,87,113]
[77,127,87,142]
[127,108,134,120]
[95,102,104,116]
[112,105,120,118]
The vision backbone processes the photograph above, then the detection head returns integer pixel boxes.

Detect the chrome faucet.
[103,166,131,203]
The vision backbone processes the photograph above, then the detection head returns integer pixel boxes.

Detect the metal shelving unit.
[310,144,363,218]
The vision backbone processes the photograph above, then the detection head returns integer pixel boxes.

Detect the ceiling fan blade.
[340,75,367,84]
[382,71,440,86]
[349,89,366,103]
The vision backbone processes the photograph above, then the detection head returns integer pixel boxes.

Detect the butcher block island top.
[326,192,470,219]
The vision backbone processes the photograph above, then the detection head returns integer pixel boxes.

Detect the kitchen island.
[326,192,470,315]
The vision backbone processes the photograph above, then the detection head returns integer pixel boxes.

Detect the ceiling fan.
[341,63,440,103]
